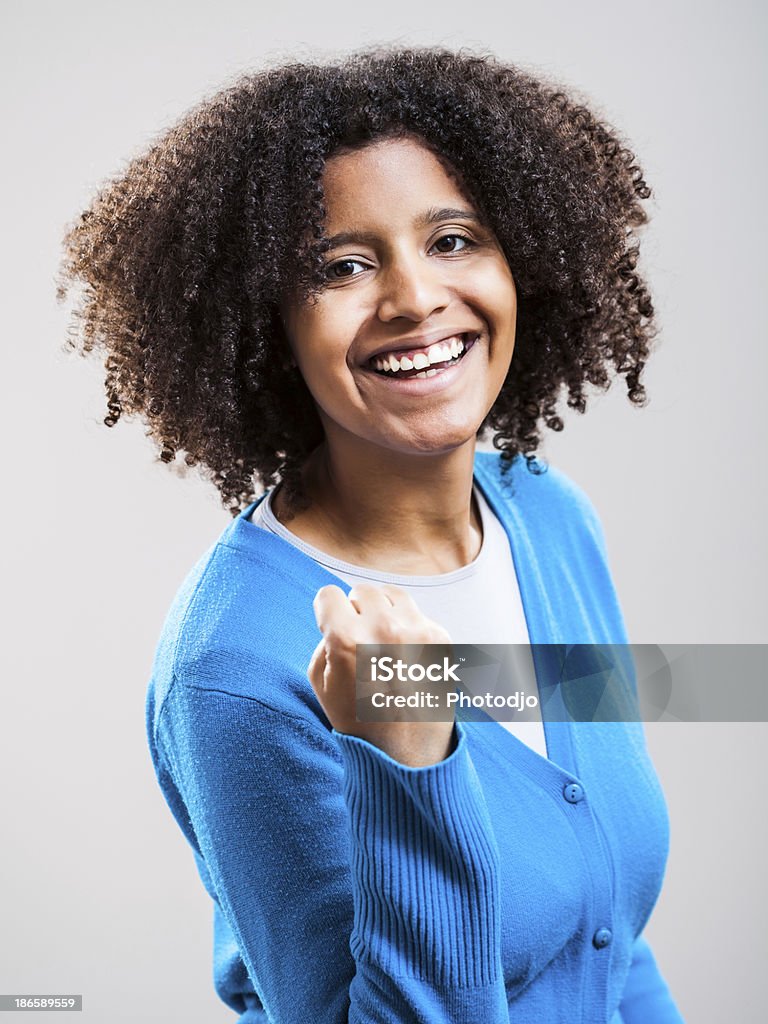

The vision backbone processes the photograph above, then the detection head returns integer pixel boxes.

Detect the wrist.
[355,722,458,767]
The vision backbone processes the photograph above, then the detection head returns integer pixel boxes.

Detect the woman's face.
[281,135,517,461]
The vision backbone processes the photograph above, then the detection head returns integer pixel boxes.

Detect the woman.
[60,47,684,1023]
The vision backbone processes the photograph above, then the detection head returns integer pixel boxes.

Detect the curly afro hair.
[58,46,657,517]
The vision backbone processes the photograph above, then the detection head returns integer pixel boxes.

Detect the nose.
[375,252,452,323]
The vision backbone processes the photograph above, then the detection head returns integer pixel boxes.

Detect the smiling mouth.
[367,333,480,379]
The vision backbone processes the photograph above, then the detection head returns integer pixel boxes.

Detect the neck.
[275,435,482,575]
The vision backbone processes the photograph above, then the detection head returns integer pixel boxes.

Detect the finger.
[377,584,425,618]
[347,582,396,614]
[378,584,451,642]
[312,585,358,634]
[307,636,328,694]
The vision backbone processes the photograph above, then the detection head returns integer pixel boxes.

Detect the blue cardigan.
[146,451,684,1023]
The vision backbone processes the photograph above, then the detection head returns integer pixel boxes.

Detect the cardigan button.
[563,782,584,804]
[592,927,613,949]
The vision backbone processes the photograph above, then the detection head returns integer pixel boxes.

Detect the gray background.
[1,0,765,1021]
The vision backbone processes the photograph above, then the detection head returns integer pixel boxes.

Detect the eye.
[323,257,370,281]
[429,233,475,255]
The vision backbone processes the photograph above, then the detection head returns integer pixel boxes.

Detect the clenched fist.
[308,582,457,767]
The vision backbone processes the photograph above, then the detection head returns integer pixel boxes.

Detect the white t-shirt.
[249,485,548,760]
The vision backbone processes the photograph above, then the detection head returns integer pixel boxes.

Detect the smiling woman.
[273,135,518,575]
[58,47,683,1024]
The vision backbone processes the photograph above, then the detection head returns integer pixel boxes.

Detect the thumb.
[307,637,329,696]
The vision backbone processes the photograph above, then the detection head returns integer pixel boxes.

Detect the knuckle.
[313,585,333,608]
[378,619,406,644]
[324,627,356,657]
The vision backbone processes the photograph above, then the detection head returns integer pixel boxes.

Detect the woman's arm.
[153,673,511,1023]
[619,934,685,1023]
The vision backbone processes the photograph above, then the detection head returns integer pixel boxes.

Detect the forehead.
[321,137,473,226]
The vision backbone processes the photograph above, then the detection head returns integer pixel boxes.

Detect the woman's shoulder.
[473,450,604,535]
[146,512,341,730]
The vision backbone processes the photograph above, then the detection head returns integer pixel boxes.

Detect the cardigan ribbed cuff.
[333,723,501,987]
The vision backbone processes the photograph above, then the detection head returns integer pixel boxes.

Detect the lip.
[360,333,480,395]
[361,328,482,366]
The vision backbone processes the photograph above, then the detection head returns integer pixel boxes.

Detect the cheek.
[465,261,517,322]
[490,268,517,321]
[284,307,358,402]
[283,307,332,372]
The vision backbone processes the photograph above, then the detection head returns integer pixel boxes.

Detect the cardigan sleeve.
[619,934,685,1022]
[153,673,511,1023]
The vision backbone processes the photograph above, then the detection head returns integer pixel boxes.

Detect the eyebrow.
[324,207,484,250]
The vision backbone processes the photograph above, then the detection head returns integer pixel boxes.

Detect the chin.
[388,426,480,456]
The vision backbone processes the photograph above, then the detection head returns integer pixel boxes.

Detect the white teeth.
[371,333,473,375]
[428,343,450,366]
[373,354,400,371]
